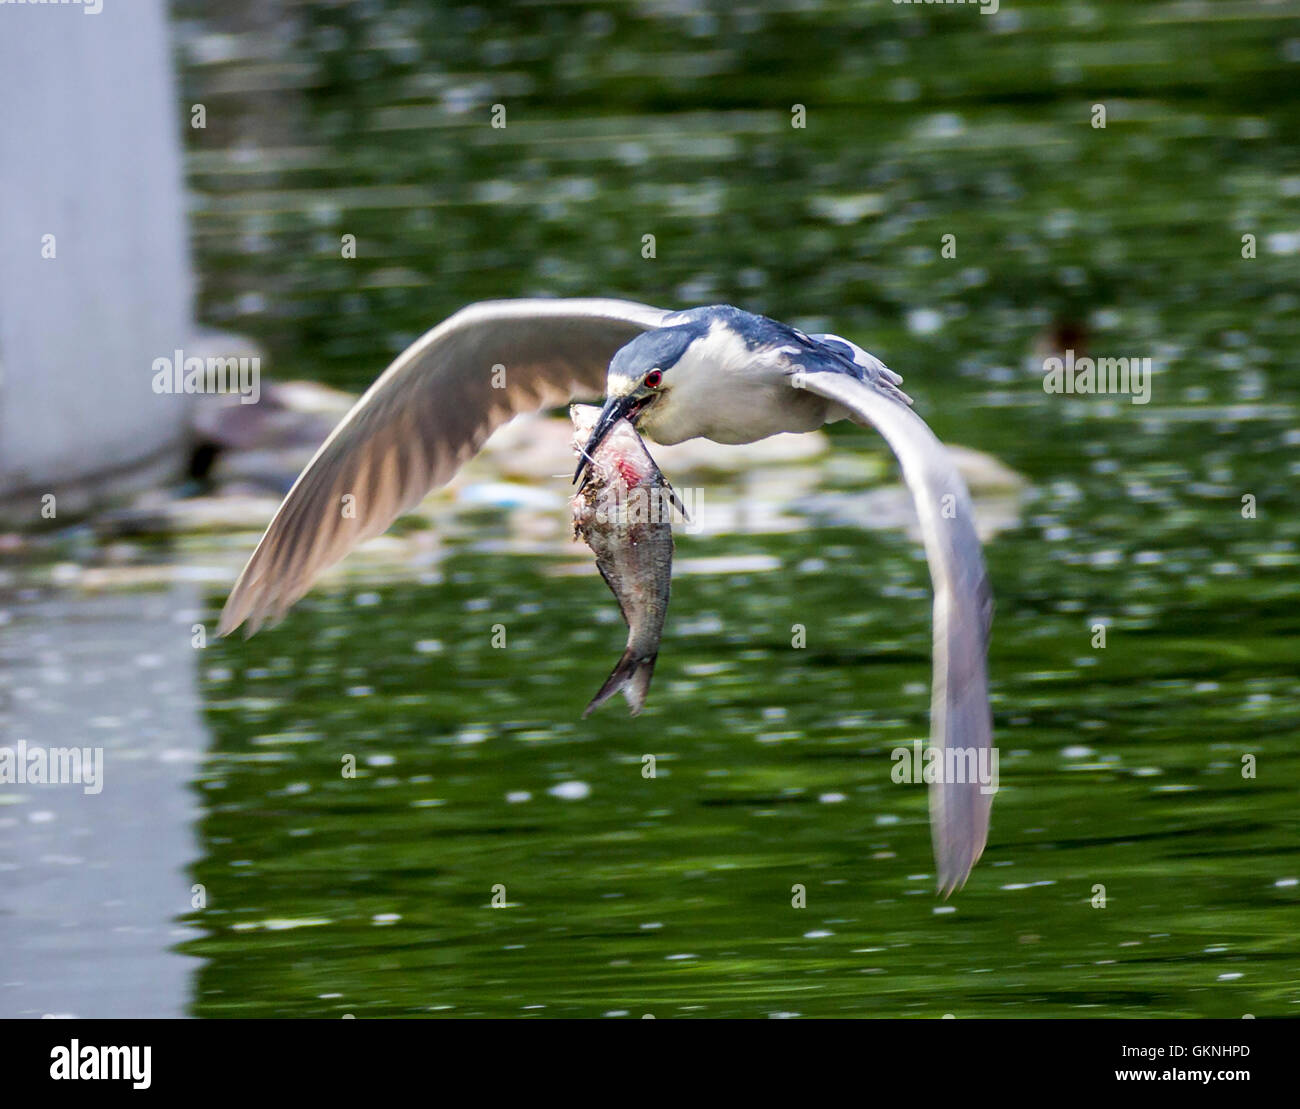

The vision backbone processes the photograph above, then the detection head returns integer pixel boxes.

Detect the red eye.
[644,370,662,388]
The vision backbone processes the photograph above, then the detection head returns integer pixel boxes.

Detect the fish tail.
[583,651,657,718]
[623,652,657,714]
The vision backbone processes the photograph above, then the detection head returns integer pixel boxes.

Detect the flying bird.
[219,298,995,895]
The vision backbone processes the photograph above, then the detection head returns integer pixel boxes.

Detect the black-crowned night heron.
[220,299,994,895]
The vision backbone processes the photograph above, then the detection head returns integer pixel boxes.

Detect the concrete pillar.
[0,0,196,517]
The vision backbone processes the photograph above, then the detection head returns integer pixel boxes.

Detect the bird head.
[573,325,697,483]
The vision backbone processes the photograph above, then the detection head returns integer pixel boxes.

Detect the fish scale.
[570,405,676,717]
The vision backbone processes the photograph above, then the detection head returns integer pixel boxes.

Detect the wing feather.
[220,297,668,635]
[799,370,995,896]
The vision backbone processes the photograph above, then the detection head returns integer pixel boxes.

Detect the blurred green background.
[154,0,1300,1015]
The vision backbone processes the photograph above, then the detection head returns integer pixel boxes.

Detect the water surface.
[3,0,1298,1017]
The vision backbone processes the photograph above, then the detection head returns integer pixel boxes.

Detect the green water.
[167,2,1300,1016]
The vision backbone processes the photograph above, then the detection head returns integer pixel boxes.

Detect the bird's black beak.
[573,393,645,484]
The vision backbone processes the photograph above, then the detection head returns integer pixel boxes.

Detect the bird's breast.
[642,379,829,445]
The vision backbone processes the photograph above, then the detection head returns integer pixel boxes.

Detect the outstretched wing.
[798,370,995,897]
[220,297,669,635]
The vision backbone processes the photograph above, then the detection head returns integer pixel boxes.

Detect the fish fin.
[583,651,657,718]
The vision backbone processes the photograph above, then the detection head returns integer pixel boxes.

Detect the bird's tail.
[583,650,657,718]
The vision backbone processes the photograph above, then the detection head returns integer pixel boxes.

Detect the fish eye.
[644,369,663,388]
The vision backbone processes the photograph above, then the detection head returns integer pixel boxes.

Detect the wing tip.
[934,845,984,900]
[216,587,246,638]
[217,574,277,639]
[933,806,991,899]
[216,602,256,640]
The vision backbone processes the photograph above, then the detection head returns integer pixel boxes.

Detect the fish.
[570,404,680,717]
